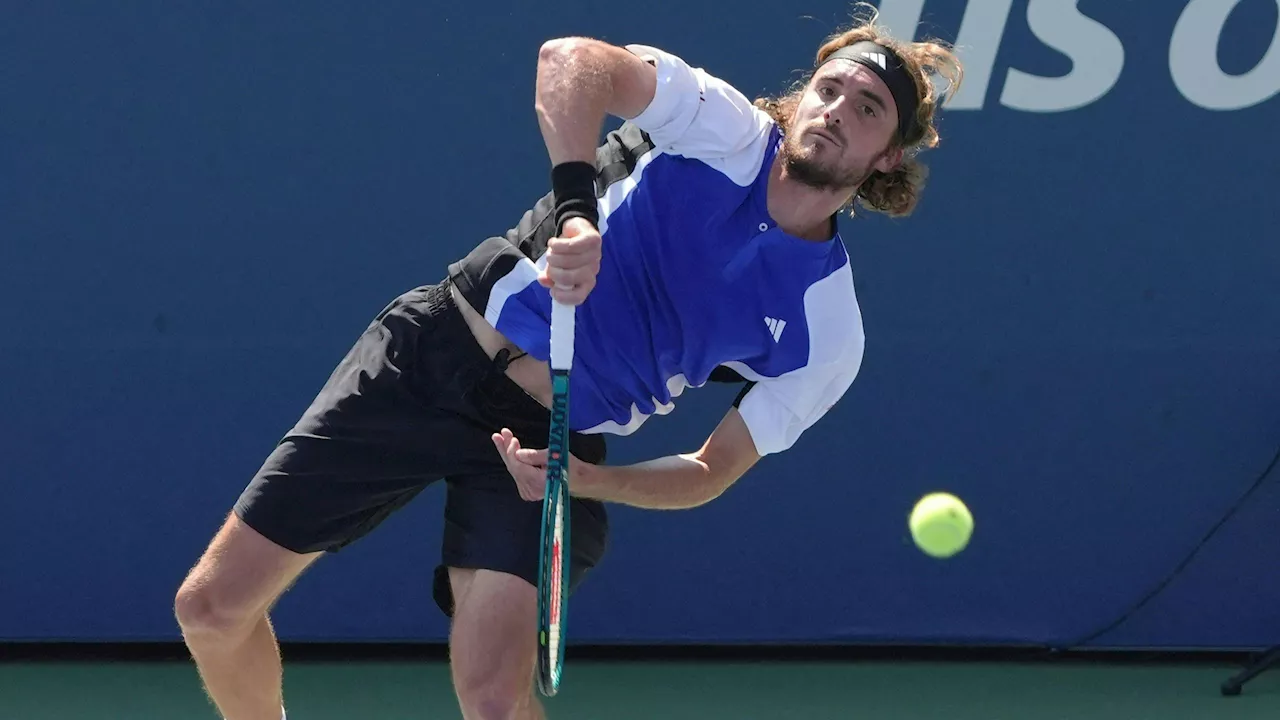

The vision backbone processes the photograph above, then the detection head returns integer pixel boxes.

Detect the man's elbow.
[696,481,731,507]
[538,37,599,70]
[693,462,749,507]
[537,37,655,120]
[695,441,760,507]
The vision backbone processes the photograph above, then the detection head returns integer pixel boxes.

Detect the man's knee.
[458,693,531,720]
[175,513,317,640]
[174,571,256,639]
[453,663,535,720]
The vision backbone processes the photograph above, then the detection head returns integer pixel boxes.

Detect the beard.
[780,129,869,192]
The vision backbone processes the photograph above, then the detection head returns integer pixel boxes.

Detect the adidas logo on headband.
[860,51,888,70]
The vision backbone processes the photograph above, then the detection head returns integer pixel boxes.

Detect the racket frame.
[536,299,575,697]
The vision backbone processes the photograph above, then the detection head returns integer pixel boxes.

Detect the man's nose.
[824,96,846,124]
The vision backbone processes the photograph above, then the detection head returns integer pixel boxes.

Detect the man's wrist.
[551,161,599,233]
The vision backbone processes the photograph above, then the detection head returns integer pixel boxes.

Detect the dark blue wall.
[3,0,1278,649]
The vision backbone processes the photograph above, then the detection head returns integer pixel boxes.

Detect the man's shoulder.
[621,43,776,166]
[623,43,752,99]
[799,259,865,361]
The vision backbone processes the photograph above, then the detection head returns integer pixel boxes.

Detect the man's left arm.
[574,408,760,509]
[492,407,760,510]
[493,269,867,506]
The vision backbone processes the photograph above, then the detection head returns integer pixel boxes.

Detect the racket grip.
[549,300,575,371]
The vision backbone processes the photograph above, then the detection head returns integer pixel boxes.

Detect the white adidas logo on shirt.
[763,316,786,342]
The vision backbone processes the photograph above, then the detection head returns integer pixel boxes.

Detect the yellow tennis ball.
[909,492,973,558]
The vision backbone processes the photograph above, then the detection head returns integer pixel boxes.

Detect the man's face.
[781,60,904,192]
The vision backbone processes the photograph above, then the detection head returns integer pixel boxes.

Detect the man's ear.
[874,145,904,173]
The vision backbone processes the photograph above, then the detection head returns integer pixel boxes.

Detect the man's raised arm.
[534,37,658,166]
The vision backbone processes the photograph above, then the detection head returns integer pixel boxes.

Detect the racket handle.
[550,299,575,371]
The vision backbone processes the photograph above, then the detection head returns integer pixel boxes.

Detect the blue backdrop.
[3,0,1278,649]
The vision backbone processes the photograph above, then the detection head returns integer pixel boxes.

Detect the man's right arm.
[532,39,769,302]
[534,37,658,167]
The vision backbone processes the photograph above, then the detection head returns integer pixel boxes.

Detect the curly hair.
[754,3,964,218]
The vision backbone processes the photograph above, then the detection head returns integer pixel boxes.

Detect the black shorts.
[232,279,609,617]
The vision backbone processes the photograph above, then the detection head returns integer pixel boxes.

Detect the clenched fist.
[539,216,601,306]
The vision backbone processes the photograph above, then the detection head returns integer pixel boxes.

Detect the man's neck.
[765,155,851,242]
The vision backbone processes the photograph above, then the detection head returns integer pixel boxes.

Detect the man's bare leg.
[175,513,320,720]
[448,568,545,720]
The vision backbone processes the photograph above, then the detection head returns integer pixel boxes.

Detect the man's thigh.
[234,281,473,555]
[446,568,539,706]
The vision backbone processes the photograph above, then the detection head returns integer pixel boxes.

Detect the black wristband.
[551,161,599,233]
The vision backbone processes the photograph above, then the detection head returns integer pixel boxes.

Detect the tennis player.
[175,8,962,720]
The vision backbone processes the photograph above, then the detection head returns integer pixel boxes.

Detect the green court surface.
[2,654,1277,719]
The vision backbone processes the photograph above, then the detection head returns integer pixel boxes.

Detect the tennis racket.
[536,296,575,697]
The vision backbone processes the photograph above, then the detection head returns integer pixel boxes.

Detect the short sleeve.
[624,44,773,161]
[734,351,862,455]
[727,267,866,455]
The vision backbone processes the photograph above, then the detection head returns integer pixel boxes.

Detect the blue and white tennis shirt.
[449,44,865,456]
